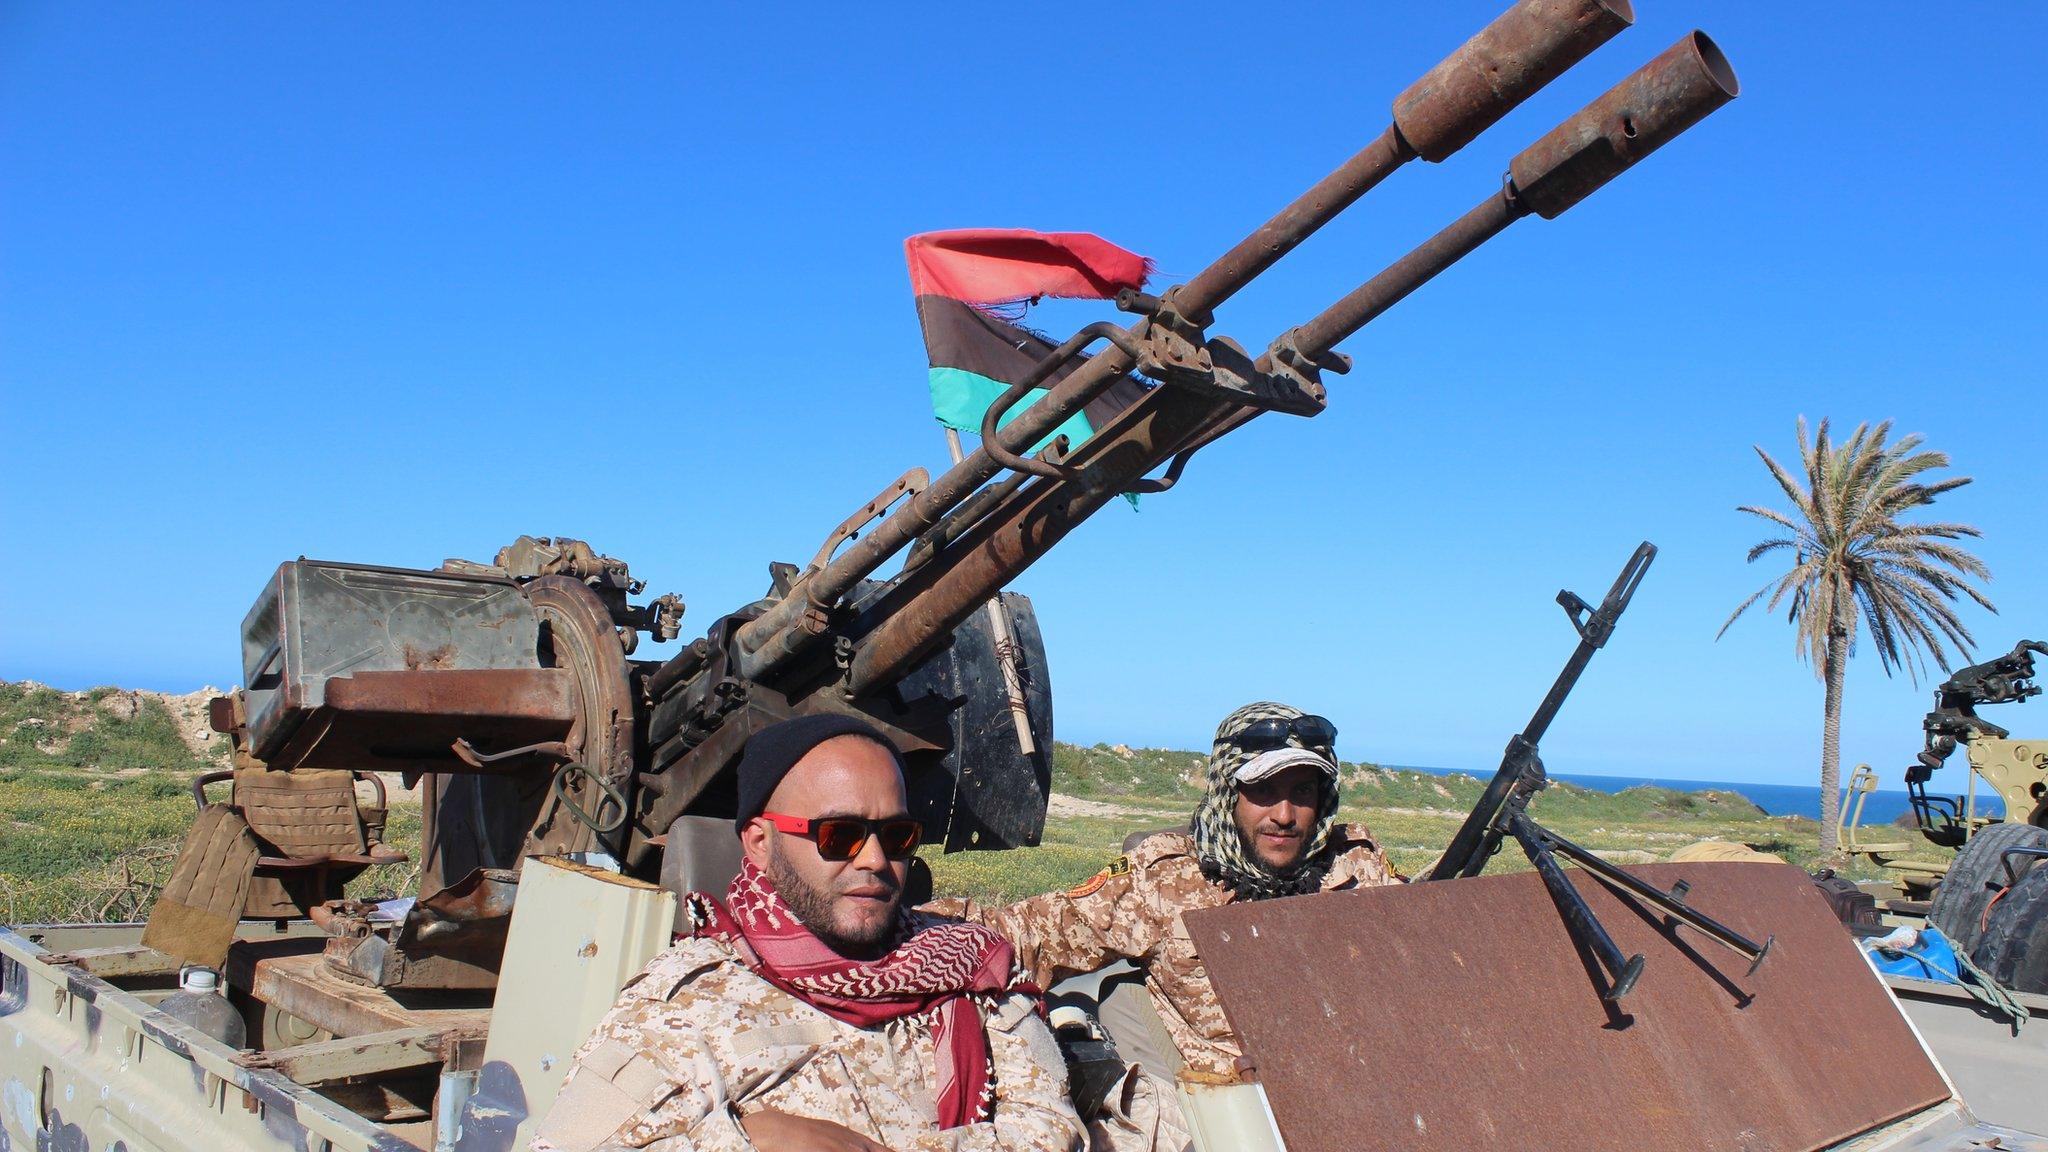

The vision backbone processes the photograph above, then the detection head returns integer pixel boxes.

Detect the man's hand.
[739,1108,895,1152]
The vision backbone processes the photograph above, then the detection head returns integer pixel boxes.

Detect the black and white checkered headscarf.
[1189,701,1342,899]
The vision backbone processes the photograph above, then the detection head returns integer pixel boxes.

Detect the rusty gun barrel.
[1393,0,1635,163]
[1510,29,1738,220]
[1185,31,1739,453]
[843,33,1738,695]
[723,0,1636,686]
[1183,0,1634,309]
[1299,31,1738,358]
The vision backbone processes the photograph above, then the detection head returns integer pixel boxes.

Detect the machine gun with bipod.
[1422,542,1773,1002]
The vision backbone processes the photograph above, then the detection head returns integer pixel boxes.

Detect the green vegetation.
[0,681,1947,923]
[0,683,417,922]
[924,743,1899,903]
[0,681,221,776]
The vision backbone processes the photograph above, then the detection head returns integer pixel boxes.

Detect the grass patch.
[0,681,1949,923]
[928,745,1936,903]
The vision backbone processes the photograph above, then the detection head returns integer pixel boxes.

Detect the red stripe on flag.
[905,229,1151,305]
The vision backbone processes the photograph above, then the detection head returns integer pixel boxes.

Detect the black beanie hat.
[733,713,902,832]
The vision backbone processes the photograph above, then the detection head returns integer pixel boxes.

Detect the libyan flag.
[907,229,1153,454]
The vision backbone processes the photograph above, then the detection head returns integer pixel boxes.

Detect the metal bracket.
[1117,287,1214,385]
[550,761,629,836]
[1119,288,1329,418]
[980,323,1143,481]
[811,468,930,571]
[1268,327,1353,390]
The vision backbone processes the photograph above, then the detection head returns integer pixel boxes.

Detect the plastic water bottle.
[160,967,247,1050]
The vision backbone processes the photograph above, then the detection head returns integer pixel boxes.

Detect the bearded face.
[764,831,904,958]
[1233,762,1324,871]
[744,735,912,960]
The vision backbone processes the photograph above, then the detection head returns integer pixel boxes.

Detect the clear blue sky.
[4,3,2044,790]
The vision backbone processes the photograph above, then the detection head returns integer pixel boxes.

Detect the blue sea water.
[1392,765,2005,825]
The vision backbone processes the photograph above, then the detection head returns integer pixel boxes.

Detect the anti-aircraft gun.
[150,2,1743,1004]
[1911,639,2048,840]
[1835,639,2048,995]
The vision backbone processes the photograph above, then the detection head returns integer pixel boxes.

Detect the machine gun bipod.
[1421,542,1773,1003]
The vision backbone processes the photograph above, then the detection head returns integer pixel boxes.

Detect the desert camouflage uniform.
[531,930,1084,1152]
[944,823,1399,1083]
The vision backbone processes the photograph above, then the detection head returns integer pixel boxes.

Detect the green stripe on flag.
[928,366,1095,454]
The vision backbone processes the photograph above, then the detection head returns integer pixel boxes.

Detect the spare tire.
[1928,821,2048,955]
[1973,863,2048,996]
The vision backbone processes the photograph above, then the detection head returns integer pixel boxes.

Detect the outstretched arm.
[932,860,1154,990]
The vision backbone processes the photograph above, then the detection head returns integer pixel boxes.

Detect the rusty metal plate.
[1185,862,1950,1152]
[270,667,576,774]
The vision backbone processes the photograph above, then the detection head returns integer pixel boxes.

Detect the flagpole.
[945,426,1037,758]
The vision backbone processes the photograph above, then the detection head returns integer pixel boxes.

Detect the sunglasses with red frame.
[757,811,924,861]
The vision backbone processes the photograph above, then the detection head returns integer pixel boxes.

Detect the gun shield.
[1393,0,1635,163]
[1509,31,1739,220]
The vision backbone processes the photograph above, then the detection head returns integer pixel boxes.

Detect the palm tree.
[1719,417,1994,859]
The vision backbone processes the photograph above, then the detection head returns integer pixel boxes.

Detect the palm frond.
[1720,417,1993,682]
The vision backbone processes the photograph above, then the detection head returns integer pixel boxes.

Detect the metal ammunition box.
[238,561,572,773]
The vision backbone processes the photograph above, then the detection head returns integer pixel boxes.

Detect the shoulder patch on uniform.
[1064,869,1106,899]
[1065,855,1130,898]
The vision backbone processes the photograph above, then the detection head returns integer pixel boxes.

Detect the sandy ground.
[1045,792,1164,820]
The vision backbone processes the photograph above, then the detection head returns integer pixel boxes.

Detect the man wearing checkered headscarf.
[1189,701,1347,898]
[932,701,1402,1093]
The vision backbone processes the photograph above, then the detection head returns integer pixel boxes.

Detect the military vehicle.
[1841,640,2048,995]
[7,4,2040,1150]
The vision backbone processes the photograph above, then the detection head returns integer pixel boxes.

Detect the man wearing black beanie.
[535,715,1084,1152]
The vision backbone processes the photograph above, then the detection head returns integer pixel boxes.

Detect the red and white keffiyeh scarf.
[701,860,1019,1128]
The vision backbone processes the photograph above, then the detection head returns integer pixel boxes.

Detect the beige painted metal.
[1176,1078,1285,1152]
[1844,736,2048,880]
[1842,764,1954,878]
[1968,738,2048,827]
[1,925,415,1152]
[241,1026,443,1085]
[32,943,183,981]
[1885,975,2048,1135]
[472,855,676,1151]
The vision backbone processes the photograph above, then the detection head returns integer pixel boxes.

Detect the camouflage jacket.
[940,824,1399,1082]
[531,929,1085,1152]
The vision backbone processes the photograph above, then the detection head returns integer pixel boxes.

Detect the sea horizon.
[1382,763,2005,825]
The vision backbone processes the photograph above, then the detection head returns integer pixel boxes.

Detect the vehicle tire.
[1972,863,2048,995]
[1928,821,2048,955]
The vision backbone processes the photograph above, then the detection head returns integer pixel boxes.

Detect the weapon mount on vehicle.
[145,3,1742,1005]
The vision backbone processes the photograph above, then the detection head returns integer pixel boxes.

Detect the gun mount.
[162,2,1741,994]
[1886,640,2048,850]
[1919,640,2048,766]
